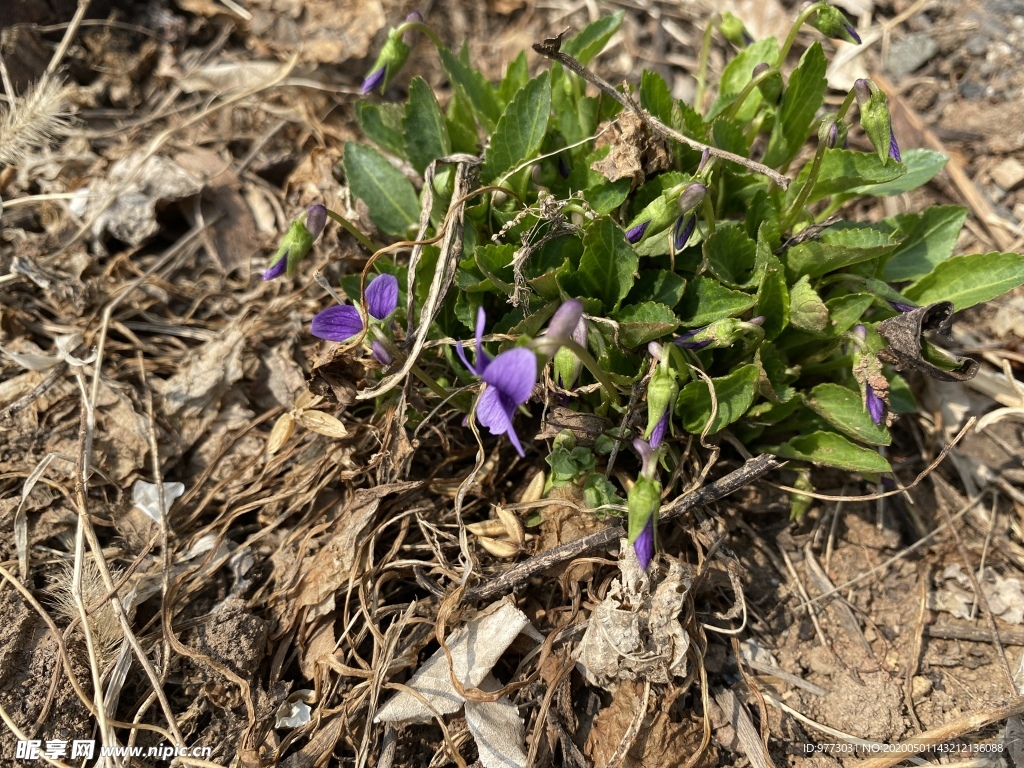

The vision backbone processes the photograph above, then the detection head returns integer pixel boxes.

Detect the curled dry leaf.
[536,405,612,447]
[877,302,980,382]
[266,412,295,455]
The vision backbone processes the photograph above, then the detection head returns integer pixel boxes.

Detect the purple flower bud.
[742,31,755,46]
[625,220,650,244]
[888,300,916,313]
[845,24,862,44]
[698,148,711,172]
[633,438,657,479]
[674,325,712,350]
[633,517,655,570]
[852,323,867,341]
[649,412,669,448]
[557,156,571,179]
[752,62,770,78]
[365,274,399,320]
[853,78,871,106]
[866,383,885,425]
[672,213,697,251]
[262,256,287,281]
[827,121,839,149]
[749,315,766,326]
[361,67,386,95]
[545,300,584,341]
[306,204,327,239]
[406,10,423,22]
[888,127,901,162]
[371,340,393,365]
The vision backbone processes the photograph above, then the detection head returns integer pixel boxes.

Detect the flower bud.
[718,12,754,46]
[854,79,895,164]
[644,358,678,443]
[627,475,661,546]
[624,191,679,245]
[676,182,707,214]
[674,317,762,350]
[809,4,861,44]
[753,63,783,105]
[305,204,327,239]
[264,216,316,280]
[552,315,586,388]
[361,25,413,94]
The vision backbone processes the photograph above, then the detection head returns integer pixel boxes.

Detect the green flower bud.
[675,316,765,351]
[854,79,894,164]
[644,357,678,442]
[624,192,678,244]
[362,27,412,94]
[627,475,661,543]
[818,113,840,148]
[809,4,861,44]
[718,12,754,47]
[753,63,783,105]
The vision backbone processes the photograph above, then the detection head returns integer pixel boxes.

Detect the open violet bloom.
[310,274,399,363]
[457,307,538,457]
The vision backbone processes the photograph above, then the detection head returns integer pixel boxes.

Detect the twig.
[464,454,782,601]
[45,0,91,79]
[531,40,791,189]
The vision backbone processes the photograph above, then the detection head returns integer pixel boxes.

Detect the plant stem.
[325,210,377,253]
[696,21,715,112]
[725,66,778,122]
[397,20,444,51]
[781,139,827,233]
[778,2,823,64]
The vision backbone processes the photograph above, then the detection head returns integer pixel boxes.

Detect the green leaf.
[355,102,406,158]
[563,11,624,66]
[482,71,552,183]
[446,89,479,154]
[822,293,873,336]
[403,78,451,175]
[709,38,778,121]
[763,43,827,169]
[627,270,686,308]
[705,224,758,288]
[904,252,1024,310]
[614,302,679,347]
[711,117,751,159]
[439,47,502,132]
[771,431,892,473]
[342,142,419,238]
[676,364,760,435]
[849,148,948,197]
[789,276,829,333]
[586,178,632,214]
[785,225,899,278]
[755,232,789,339]
[679,276,757,326]
[804,383,891,446]
[564,218,638,313]
[498,51,529,105]
[882,206,968,282]
[640,70,673,123]
[790,149,906,204]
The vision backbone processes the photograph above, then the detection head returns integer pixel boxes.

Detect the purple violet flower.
[888,299,916,313]
[866,383,885,425]
[674,325,712,350]
[458,307,538,457]
[649,412,669,448]
[625,220,650,244]
[371,340,393,366]
[306,204,327,239]
[361,67,386,95]
[845,24,862,44]
[633,517,655,570]
[888,127,901,162]
[311,273,399,342]
[262,257,287,281]
[672,213,697,251]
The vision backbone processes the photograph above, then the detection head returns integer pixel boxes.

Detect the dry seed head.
[0,76,75,168]
[49,558,125,667]
[495,505,524,546]
[294,409,348,438]
[467,519,507,537]
[476,535,520,559]
[267,411,295,454]
[519,470,545,504]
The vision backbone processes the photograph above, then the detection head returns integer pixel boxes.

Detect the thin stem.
[369,325,453,402]
[325,209,377,253]
[778,2,823,64]
[695,21,715,111]
[396,20,444,50]
[835,88,858,122]
[725,66,778,122]
[532,41,791,189]
[701,196,717,236]
[781,139,827,232]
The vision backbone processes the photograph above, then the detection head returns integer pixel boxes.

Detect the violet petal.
[888,128,902,162]
[649,412,669,448]
[845,24,862,44]
[545,300,584,341]
[371,340,393,365]
[866,384,885,425]
[365,273,399,320]
[480,347,537,405]
[625,220,650,244]
[262,255,287,281]
[311,305,363,341]
[633,438,656,478]
[633,517,655,570]
[456,341,478,376]
[361,67,386,95]
[473,305,491,375]
[672,214,696,251]
[306,204,327,239]
[476,386,526,457]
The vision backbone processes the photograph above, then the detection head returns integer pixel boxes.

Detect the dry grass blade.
[0,75,74,167]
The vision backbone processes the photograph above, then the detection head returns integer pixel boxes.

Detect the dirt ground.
[2,0,1024,766]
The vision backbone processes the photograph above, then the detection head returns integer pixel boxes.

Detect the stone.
[884,33,939,80]
[992,158,1024,191]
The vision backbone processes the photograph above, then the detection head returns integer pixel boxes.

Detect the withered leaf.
[536,406,611,447]
[308,346,367,405]
[877,302,979,382]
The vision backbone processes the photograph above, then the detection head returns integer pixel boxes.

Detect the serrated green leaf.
[849,148,947,197]
[822,293,873,336]
[786,225,900,278]
[585,177,631,214]
[904,252,1024,310]
[882,206,968,282]
[746,190,780,249]
[564,218,638,313]
[763,43,826,169]
[439,47,502,132]
[789,149,906,204]
[355,102,406,157]
[342,142,419,238]
[804,383,891,446]
[789,276,828,332]
[563,11,624,65]
[403,78,451,175]
[640,70,673,123]
[614,302,679,347]
[679,276,757,326]
[755,230,789,338]
[705,224,758,288]
[498,51,529,105]
[711,116,751,159]
[771,431,892,473]
[446,89,479,154]
[709,38,778,121]
[482,72,551,183]
[626,270,686,308]
[676,364,760,435]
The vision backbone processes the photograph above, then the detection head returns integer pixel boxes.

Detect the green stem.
[701,197,717,236]
[396,21,444,51]
[780,139,827,232]
[325,209,377,254]
[695,21,715,112]
[835,88,858,122]
[725,67,778,122]
[540,338,620,403]
[778,2,823,64]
